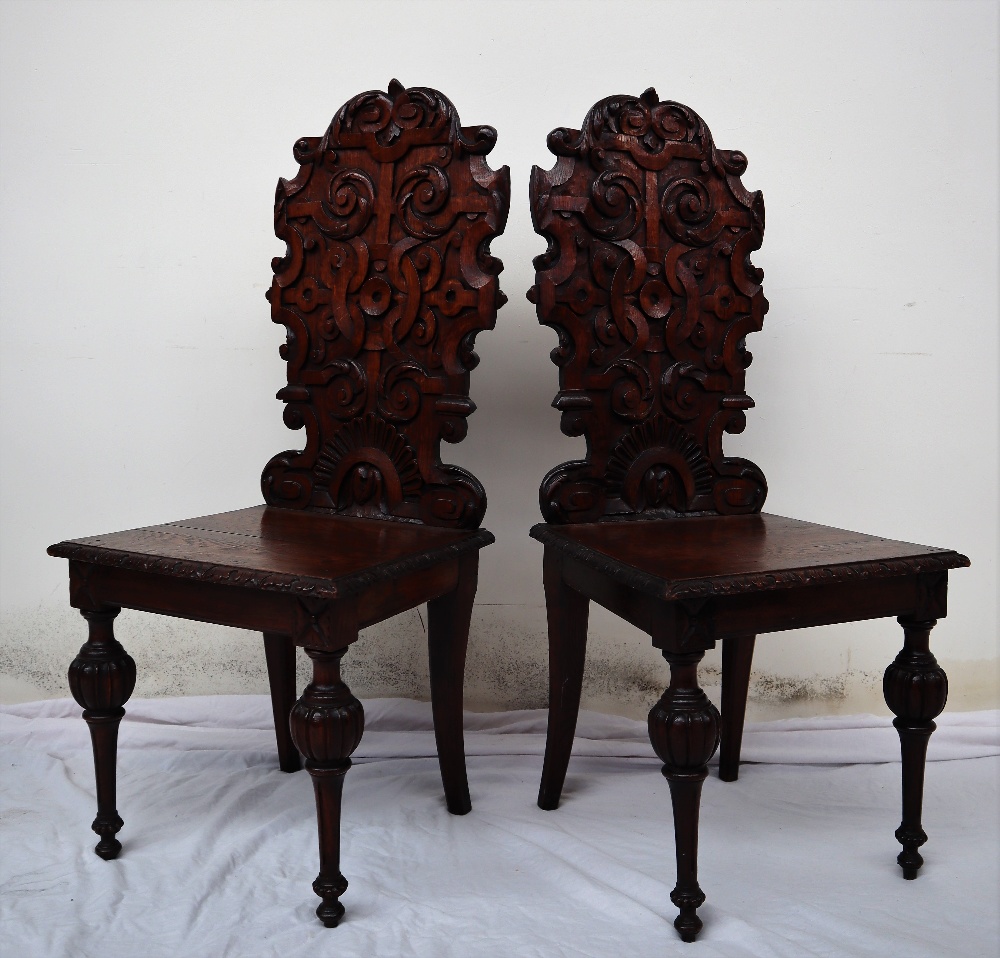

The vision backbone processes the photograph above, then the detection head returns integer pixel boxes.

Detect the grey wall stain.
[1,604,995,721]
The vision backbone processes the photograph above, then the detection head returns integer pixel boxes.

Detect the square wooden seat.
[51,506,492,607]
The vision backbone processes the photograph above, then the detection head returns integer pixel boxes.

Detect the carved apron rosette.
[262,80,509,529]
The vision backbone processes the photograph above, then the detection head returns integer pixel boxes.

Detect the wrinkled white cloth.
[1,697,997,958]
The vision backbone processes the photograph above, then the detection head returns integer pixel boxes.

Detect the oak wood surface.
[531,513,968,600]
[50,505,493,599]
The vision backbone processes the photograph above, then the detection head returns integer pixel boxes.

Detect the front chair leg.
[290,647,364,927]
[427,554,478,815]
[719,635,755,782]
[883,617,947,879]
[538,548,591,810]
[648,650,720,943]
[68,607,137,860]
[263,633,302,772]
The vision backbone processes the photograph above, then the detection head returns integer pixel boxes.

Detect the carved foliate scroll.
[528,90,767,523]
[262,81,509,529]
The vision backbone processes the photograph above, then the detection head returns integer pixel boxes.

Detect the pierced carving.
[262,81,509,529]
[529,91,767,522]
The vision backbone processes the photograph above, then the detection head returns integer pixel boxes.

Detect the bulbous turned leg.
[883,617,947,879]
[67,607,136,860]
[290,647,364,927]
[648,650,720,943]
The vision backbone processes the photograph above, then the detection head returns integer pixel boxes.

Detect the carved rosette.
[529,90,767,523]
[262,81,509,529]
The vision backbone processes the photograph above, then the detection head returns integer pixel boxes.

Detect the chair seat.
[49,505,494,599]
[530,514,968,601]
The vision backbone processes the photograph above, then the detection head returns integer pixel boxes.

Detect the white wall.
[1,0,997,719]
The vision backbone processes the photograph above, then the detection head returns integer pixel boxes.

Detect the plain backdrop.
[1,0,997,719]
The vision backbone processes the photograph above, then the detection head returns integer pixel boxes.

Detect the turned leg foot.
[719,635,755,782]
[649,650,720,943]
[263,633,301,772]
[290,646,364,927]
[538,549,590,811]
[883,617,947,879]
[68,607,136,860]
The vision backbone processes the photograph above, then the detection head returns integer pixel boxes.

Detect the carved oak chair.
[526,89,969,942]
[47,81,509,927]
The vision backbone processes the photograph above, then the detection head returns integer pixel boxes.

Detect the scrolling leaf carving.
[529,91,767,523]
[262,81,509,529]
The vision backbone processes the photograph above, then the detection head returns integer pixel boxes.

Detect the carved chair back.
[262,81,509,529]
[528,90,767,524]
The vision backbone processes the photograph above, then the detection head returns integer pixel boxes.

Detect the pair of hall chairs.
[48,82,968,943]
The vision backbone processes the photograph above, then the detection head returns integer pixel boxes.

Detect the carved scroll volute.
[262,81,509,529]
[528,90,767,523]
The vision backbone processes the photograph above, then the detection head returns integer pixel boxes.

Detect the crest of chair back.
[528,90,767,524]
[262,81,510,530]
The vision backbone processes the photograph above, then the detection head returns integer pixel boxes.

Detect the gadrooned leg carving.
[289,647,364,927]
[648,650,720,943]
[67,607,136,860]
[883,617,947,879]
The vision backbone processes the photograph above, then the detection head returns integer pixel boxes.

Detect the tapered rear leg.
[263,633,301,772]
[538,548,590,811]
[719,635,755,782]
[68,607,136,860]
[427,553,479,815]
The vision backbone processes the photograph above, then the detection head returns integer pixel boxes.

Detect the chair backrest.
[261,81,509,529]
[529,90,767,524]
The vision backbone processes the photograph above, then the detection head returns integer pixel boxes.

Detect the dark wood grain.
[48,82,504,929]
[529,91,971,942]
